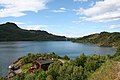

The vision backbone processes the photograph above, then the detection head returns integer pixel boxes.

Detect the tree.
[62,55,70,60]
[47,61,61,80]
[74,53,87,67]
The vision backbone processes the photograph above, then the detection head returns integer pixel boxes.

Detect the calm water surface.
[0,41,116,76]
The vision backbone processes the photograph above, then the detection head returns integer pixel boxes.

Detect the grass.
[88,60,120,80]
[21,63,32,72]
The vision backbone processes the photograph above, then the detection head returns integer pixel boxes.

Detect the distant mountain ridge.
[72,32,120,47]
[0,22,67,41]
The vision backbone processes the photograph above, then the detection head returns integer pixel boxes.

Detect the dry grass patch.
[88,60,120,80]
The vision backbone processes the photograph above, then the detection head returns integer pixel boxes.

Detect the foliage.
[57,63,84,80]
[0,77,4,80]
[1,23,120,80]
[1,46,120,80]
[114,46,120,57]
[88,60,119,80]
[47,61,61,80]
[13,70,47,80]
[21,63,32,72]
[62,55,70,60]
[46,75,54,80]
[13,73,26,80]
[0,22,66,41]
[74,53,87,67]
[21,53,62,64]
[112,46,120,61]
[72,32,120,47]
[46,53,109,80]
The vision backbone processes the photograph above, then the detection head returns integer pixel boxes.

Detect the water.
[0,41,116,77]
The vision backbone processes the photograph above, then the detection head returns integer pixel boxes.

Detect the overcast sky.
[0,0,120,37]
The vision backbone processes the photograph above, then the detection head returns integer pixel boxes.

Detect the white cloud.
[72,20,82,23]
[51,8,66,13]
[22,25,47,30]
[72,17,86,23]
[0,0,50,18]
[86,11,120,22]
[76,0,120,22]
[105,25,120,29]
[74,0,88,2]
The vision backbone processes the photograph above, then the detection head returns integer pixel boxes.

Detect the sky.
[0,0,120,37]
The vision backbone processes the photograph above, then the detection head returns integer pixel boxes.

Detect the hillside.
[0,22,67,41]
[0,36,120,80]
[72,32,120,47]
[88,60,120,80]
[1,46,120,80]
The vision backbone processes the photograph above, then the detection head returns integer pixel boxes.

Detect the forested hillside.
[72,32,120,47]
[0,22,67,41]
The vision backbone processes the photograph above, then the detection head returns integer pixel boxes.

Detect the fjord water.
[0,41,115,76]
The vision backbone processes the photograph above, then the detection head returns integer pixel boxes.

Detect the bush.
[46,75,54,80]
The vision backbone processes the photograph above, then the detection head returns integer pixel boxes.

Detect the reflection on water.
[0,41,116,76]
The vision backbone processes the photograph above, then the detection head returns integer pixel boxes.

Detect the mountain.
[0,22,67,41]
[72,32,120,47]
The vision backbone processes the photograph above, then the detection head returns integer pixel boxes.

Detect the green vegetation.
[19,53,69,65]
[88,60,120,80]
[1,29,120,80]
[72,32,120,47]
[0,77,4,80]
[21,63,32,72]
[1,46,119,80]
[0,22,67,41]
[13,70,47,80]
[13,52,70,66]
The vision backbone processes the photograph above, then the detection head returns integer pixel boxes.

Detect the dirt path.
[14,69,22,74]
[58,59,66,63]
